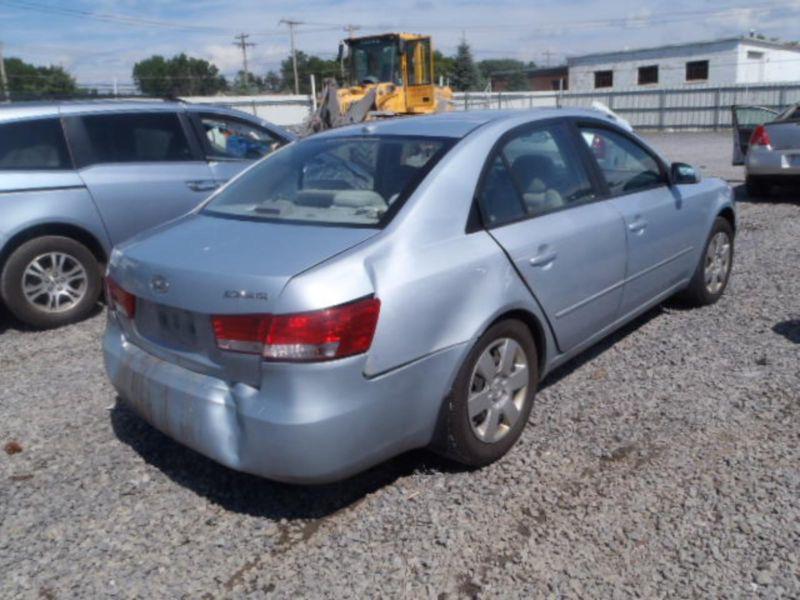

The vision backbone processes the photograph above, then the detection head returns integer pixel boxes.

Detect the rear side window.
[478,123,597,227]
[579,127,665,195]
[80,113,193,165]
[0,119,71,170]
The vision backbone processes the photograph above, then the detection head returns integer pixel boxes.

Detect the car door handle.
[628,218,648,234]
[185,180,220,192]
[528,248,558,267]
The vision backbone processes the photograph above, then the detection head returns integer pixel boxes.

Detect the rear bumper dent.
[103,321,465,484]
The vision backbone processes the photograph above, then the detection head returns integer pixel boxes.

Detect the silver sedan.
[104,109,736,483]
[733,103,800,196]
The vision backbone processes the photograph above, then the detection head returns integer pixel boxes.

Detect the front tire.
[436,319,538,467]
[0,236,102,328]
[679,217,734,307]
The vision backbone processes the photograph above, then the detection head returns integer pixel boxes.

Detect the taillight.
[105,276,136,318]
[749,125,772,148]
[212,315,272,354]
[211,296,380,362]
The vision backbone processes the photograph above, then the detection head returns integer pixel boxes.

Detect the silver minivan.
[0,101,293,328]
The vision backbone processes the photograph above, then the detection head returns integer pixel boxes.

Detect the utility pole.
[542,49,554,67]
[0,42,9,101]
[280,19,303,95]
[233,33,256,92]
[344,24,361,39]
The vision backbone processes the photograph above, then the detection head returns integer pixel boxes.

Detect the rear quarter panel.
[277,119,559,379]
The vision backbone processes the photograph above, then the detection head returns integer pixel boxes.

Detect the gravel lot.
[1,132,799,598]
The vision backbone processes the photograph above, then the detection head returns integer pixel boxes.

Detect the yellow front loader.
[308,33,453,132]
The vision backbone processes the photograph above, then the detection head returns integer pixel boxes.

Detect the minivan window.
[81,112,193,165]
[0,119,71,170]
[203,135,452,227]
[199,115,281,160]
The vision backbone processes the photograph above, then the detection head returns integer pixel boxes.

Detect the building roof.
[568,36,800,64]
[492,65,567,77]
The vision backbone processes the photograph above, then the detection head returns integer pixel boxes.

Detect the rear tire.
[0,236,102,328]
[679,217,734,307]
[745,175,770,198]
[435,319,538,468]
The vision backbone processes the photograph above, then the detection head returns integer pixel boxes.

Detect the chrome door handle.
[529,248,558,267]
[628,218,648,233]
[186,180,220,192]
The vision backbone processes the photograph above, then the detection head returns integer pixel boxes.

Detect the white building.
[568,37,800,92]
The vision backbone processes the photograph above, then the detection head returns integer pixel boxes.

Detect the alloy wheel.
[21,252,88,313]
[704,231,731,295]
[468,337,529,443]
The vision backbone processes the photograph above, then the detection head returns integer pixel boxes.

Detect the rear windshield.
[202,134,453,227]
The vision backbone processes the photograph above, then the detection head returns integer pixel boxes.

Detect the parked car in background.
[732,103,800,196]
[103,109,736,484]
[0,101,294,328]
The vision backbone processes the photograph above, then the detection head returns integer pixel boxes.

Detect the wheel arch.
[488,308,548,378]
[717,206,736,233]
[0,223,108,272]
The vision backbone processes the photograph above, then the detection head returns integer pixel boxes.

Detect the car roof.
[0,99,272,121]
[314,107,623,140]
[0,99,182,122]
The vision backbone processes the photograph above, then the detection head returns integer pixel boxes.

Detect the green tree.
[1,57,77,99]
[433,50,456,85]
[263,70,283,92]
[451,41,481,91]
[280,51,340,94]
[132,53,227,96]
[233,70,264,93]
[478,59,535,91]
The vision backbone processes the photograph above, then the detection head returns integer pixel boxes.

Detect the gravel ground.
[1,132,799,598]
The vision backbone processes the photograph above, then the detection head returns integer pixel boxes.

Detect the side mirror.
[671,162,701,185]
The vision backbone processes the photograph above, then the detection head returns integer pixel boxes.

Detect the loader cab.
[343,34,436,112]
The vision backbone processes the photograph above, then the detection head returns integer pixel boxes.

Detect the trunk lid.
[112,213,378,385]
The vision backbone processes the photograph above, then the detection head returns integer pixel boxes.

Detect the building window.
[594,70,613,89]
[686,60,709,81]
[747,50,765,60]
[638,65,659,85]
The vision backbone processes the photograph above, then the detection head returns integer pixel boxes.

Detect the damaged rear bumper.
[103,319,465,484]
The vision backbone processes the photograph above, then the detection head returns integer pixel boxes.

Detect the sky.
[1,0,799,90]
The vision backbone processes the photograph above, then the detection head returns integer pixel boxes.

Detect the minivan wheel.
[1,236,102,328]
[678,217,734,307]
[437,319,538,468]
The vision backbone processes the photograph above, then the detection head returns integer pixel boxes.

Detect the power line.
[0,42,9,101]
[233,33,256,88]
[280,19,303,94]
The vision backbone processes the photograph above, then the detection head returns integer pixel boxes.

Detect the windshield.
[203,135,453,227]
[350,38,401,84]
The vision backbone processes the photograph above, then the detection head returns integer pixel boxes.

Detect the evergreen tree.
[451,40,480,91]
